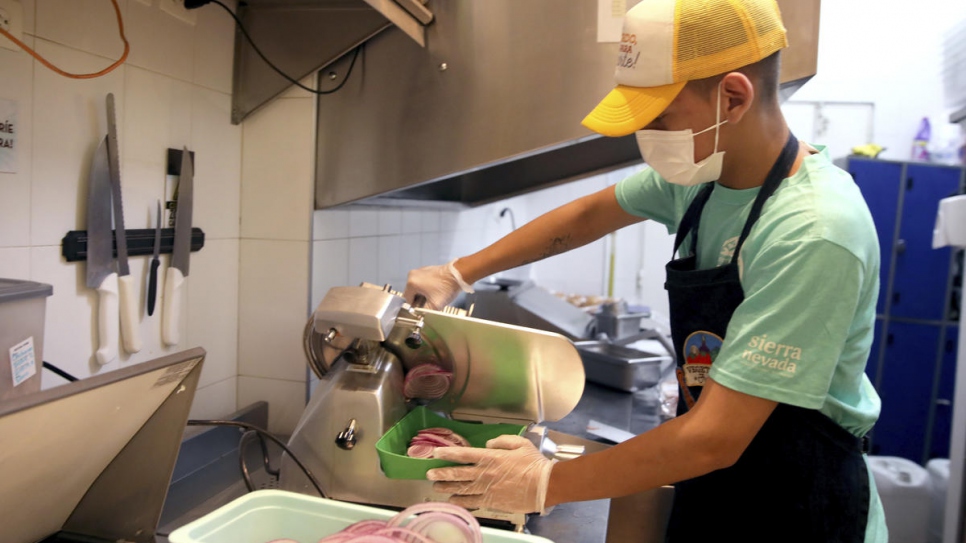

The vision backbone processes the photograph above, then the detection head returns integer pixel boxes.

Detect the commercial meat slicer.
[279,283,586,529]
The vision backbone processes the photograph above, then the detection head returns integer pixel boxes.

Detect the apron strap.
[730,133,800,264]
[672,132,800,262]
[672,183,715,257]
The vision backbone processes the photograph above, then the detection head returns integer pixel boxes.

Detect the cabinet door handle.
[948,339,957,353]
[906,177,914,190]
[895,239,906,254]
[937,399,952,406]
[886,333,894,346]
[893,292,901,305]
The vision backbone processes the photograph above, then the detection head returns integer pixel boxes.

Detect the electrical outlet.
[159,0,198,26]
[0,0,24,53]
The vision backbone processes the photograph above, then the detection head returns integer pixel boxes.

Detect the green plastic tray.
[375,406,526,479]
[168,489,555,543]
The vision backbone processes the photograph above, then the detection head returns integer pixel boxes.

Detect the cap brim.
[581,81,687,137]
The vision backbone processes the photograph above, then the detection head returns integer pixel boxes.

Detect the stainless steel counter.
[157,382,672,543]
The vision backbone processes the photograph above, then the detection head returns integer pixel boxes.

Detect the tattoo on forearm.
[521,234,573,266]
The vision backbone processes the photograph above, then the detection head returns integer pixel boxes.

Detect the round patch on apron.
[682,331,723,387]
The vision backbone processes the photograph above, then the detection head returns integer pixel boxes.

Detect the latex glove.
[427,434,556,515]
[403,259,474,310]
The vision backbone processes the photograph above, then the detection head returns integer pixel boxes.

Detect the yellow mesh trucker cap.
[582,0,788,137]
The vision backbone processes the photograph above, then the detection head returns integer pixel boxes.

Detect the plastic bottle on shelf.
[911,117,931,161]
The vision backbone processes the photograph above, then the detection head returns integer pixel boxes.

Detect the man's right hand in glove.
[403,259,474,310]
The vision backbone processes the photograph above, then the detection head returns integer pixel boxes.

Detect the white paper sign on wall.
[0,98,18,174]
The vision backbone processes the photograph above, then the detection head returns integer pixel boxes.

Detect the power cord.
[187,419,327,498]
[0,0,128,79]
[186,0,363,95]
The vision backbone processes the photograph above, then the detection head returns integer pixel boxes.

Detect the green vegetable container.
[375,406,526,480]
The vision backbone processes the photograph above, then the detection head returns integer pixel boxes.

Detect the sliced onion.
[294,502,481,543]
[403,364,453,400]
[407,444,436,458]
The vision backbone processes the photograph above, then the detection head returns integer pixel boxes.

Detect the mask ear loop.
[693,82,727,146]
[713,82,722,154]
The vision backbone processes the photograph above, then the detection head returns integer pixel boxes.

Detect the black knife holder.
[61,228,205,262]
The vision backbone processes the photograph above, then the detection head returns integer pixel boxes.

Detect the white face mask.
[635,84,728,186]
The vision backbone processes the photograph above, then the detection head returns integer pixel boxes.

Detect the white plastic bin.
[169,489,555,543]
[0,278,52,401]
[927,459,950,543]
[869,456,932,543]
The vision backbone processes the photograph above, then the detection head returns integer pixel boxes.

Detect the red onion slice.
[300,502,482,543]
[403,364,453,400]
[406,444,436,459]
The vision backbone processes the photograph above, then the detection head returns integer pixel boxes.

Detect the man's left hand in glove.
[427,435,556,515]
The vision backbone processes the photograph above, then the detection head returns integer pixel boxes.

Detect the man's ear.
[720,72,755,124]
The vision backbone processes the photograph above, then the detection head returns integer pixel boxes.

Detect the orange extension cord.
[0,0,128,79]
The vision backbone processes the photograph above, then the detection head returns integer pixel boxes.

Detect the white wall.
[0,0,240,420]
[790,0,966,161]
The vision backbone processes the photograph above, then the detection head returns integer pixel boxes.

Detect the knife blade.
[106,93,141,353]
[147,199,162,317]
[162,147,193,346]
[86,136,118,366]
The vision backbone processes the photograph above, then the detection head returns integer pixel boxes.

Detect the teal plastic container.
[168,489,554,543]
[375,406,526,479]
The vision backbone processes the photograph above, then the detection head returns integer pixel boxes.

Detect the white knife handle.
[162,267,185,346]
[95,273,119,366]
[118,274,142,353]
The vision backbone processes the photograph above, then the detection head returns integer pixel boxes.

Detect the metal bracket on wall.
[230,0,433,124]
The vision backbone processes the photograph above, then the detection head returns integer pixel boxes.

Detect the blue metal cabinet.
[891,164,961,321]
[847,158,963,464]
[928,326,960,459]
[849,159,903,315]
[872,322,942,460]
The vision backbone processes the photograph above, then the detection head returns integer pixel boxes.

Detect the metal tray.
[574,341,672,392]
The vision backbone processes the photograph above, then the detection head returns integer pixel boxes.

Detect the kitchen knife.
[147,199,162,317]
[162,147,193,346]
[106,93,141,353]
[86,136,118,366]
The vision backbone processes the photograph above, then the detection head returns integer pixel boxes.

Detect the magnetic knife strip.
[61,228,205,262]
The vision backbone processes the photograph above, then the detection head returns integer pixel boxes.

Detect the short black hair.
[686,51,782,105]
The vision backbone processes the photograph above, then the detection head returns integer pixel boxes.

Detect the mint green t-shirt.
[615,144,887,543]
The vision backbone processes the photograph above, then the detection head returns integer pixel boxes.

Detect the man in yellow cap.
[408,0,887,540]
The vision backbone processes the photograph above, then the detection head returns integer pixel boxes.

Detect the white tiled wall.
[237,79,315,435]
[0,0,240,418]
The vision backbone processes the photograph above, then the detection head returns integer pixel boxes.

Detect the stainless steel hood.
[297,0,820,209]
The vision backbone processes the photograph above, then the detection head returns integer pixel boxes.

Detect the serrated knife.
[106,93,141,353]
[162,147,193,346]
[86,136,118,366]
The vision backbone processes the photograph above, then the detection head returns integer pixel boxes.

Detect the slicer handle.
[412,294,427,308]
[95,273,119,366]
[118,274,142,353]
[162,267,185,346]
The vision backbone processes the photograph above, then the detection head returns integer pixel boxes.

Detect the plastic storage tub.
[375,406,525,479]
[0,279,52,401]
[927,458,949,543]
[168,489,554,543]
[869,456,931,543]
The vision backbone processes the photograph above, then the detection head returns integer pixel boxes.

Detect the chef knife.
[162,147,193,346]
[86,136,118,366]
[106,93,141,353]
[147,199,162,317]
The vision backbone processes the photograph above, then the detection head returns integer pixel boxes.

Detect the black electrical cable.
[187,419,327,498]
[43,361,78,382]
[188,0,363,95]
[238,430,259,492]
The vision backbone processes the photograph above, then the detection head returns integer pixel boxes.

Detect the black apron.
[663,134,871,543]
